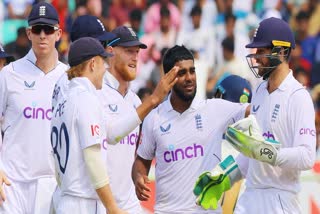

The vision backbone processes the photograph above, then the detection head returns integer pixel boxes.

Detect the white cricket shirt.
[51,77,105,199]
[0,50,67,181]
[246,71,316,193]
[137,95,247,213]
[97,73,142,212]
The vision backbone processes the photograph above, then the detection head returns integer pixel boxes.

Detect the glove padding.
[225,115,280,165]
[193,155,237,210]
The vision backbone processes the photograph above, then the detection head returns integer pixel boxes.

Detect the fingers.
[135,176,151,201]
[0,171,11,205]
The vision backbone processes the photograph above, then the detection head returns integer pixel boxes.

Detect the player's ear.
[106,46,113,54]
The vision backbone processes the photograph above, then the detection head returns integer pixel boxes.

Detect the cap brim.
[245,42,271,48]
[0,53,14,63]
[117,41,147,49]
[96,32,117,42]
[29,18,58,26]
[100,51,113,58]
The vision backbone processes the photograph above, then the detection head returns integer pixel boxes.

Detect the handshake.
[193,115,280,210]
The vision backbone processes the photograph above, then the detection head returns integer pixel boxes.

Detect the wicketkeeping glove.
[193,155,239,210]
[225,115,280,165]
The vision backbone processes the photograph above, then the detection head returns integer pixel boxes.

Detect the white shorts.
[234,188,302,214]
[55,194,104,214]
[0,177,56,214]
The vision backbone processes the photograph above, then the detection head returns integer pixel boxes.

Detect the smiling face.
[172,59,197,102]
[111,45,140,82]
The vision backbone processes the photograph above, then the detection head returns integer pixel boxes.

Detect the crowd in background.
[1,0,320,150]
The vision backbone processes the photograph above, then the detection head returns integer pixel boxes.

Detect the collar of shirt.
[162,93,202,114]
[70,77,97,95]
[263,70,294,92]
[103,71,119,90]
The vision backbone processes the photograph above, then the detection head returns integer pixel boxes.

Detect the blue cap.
[108,26,147,49]
[246,17,295,49]
[0,44,14,63]
[70,15,117,42]
[28,2,59,26]
[68,37,113,67]
[216,75,252,103]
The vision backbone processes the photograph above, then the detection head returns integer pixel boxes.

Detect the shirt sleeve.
[77,93,103,150]
[275,89,316,170]
[0,68,8,121]
[137,110,156,160]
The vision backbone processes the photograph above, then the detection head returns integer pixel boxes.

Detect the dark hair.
[222,36,234,52]
[160,5,170,18]
[130,8,142,21]
[162,45,194,73]
[225,12,236,23]
[295,10,310,21]
[190,5,202,16]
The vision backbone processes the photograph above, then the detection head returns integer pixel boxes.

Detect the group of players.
[0,1,316,214]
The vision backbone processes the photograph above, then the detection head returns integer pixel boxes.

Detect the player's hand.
[151,66,179,105]
[134,173,151,201]
[225,115,280,165]
[194,155,236,210]
[0,170,11,205]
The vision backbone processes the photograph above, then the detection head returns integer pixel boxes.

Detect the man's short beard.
[173,85,197,102]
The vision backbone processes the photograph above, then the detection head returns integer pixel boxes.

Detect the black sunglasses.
[28,25,59,35]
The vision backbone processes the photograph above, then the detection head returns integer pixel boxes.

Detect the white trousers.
[0,177,56,214]
[234,188,302,214]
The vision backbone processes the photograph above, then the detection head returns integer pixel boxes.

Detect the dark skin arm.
[131,155,152,201]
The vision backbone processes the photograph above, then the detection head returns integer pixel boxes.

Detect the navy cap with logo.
[0,44,14,63]
[70,15,117,42]
[68,37,113,67]
[246,17,295,49]
[108,26,147,49]
[28,2,59,26]
[216,75,252,103]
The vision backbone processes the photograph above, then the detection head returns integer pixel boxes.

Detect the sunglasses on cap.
[28,25,59,35]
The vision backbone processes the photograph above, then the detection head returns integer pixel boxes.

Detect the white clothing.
[51,77,106,200]
[235,188,301,214]
[0,177,56,214]
[98,73,142,213]
[236,71,316,213]
[137,95,247,213]
[0,49,67,181]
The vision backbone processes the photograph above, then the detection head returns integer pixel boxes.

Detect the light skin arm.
[96,185,127,214]
[0,171,10,205]
[132,155,152,201]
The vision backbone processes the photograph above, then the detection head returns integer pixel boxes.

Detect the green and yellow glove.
[225,115,280,165]
[193,155,239,210]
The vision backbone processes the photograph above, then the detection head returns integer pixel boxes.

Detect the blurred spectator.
[137,87,152,102]
[176,4,216,69]
[144,0,181,33]
[0,44,14,70]
[4,0,34,19]
[294,10,317,65]
[129,8,144,37]
[289,41,311,76]
[52,0,68,32]
[180,0,218,32]
[303,0,320,37]
[294,67,310,89]
[5,27,31,60]
[207,36,257,94]
[109,0,139,27]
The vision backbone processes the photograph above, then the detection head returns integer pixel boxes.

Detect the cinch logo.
[263,131,275,140]
[163,143,204,163]
[299,128,315,136]
[23,106,52,120]
[91,125,100,136]
[101,132,139,150]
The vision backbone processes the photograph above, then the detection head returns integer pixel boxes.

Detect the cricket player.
[99,26,178,213]
[194,17,316,214]
[132,45,250,213]
[0,44,14,71]
[0,2,67,213]
[51,37,126,214]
